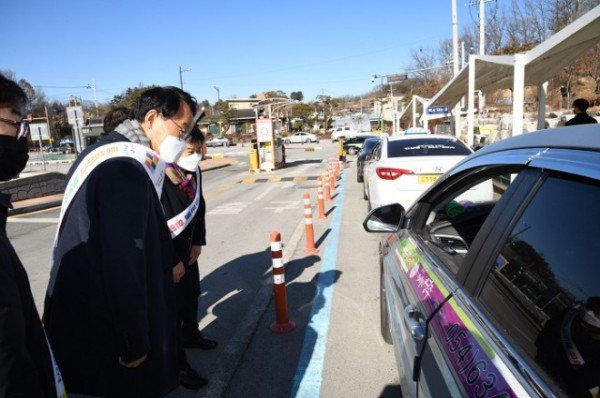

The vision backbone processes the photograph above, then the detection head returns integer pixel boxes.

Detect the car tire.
[285,139,291,145]
[349,147,357,155]
[380,258,393,344]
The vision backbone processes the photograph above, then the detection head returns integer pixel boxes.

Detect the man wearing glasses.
[44,86,197,397]
[0,74,63,397]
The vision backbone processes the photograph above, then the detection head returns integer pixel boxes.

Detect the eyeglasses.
[0,117,30,139]
[166,117,191,140]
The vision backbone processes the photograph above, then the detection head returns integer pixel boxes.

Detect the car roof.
[469,125,600,160]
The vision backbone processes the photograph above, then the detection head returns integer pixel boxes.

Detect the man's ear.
[144,109,159,130]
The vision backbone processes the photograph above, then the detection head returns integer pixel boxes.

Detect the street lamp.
[213,86,220,102]
[179,66,191,89]
[371,74,385,131]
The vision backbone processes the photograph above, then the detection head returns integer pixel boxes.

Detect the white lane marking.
[207,201,251,215]
[280,181,295,189]
[264,200,300,213]
[7,217,59,223]
[254,184,277,201]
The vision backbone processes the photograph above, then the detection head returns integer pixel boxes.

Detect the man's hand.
[119,353,148,368]
[173,262,185,283]
[189,245,202,265]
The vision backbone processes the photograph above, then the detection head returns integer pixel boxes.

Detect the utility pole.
[452,0,462,138]
[470,0,491,112]
[90,79,98,112]
[213,86,221,102]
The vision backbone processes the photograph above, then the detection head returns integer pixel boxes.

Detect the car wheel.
[285,139,291,145]
[348,147,357,155]
[380,258,393,344]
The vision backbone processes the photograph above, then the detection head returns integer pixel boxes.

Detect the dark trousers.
[176,260,201,369]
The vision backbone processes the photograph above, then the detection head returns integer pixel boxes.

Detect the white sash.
[167,169,201,238]
[44,333,67,397]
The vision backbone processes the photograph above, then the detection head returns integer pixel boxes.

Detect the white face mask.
[159,135,186,163]
[178,153,202,171]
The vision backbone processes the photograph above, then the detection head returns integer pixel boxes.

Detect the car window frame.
[405,165,539,287]
[461,168,600,397]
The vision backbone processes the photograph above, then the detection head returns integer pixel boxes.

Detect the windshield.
[387,138,471,158]
[362,139,380,152]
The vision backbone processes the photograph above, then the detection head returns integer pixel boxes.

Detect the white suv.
[330,126,357,142]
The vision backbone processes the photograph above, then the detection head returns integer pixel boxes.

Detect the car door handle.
[403,305,426,342]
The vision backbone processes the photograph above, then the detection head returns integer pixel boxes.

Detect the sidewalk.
[8,157,238,216]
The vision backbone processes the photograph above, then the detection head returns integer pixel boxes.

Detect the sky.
[1,0,480,105]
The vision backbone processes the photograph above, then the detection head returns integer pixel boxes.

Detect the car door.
[381,155,547,397]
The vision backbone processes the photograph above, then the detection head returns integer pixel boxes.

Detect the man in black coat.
[44,87,197,397]
[565,98,598,126]
[0,74,61,397]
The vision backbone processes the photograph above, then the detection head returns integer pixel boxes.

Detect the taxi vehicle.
[363,125,600,397]
[363,134,474,210]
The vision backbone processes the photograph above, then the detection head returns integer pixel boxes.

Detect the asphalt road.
[7,141,399,397]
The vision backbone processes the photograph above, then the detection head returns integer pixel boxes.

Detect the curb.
[197,217,307,398]
[8,200,62,216]
[8,162,235,216]
[202,163,233,173]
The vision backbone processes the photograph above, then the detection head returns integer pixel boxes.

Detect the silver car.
[364,124,600,397]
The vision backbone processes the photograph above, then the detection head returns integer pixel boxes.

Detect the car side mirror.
[363,203,405,233]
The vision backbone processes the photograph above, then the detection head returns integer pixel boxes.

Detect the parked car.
[363,134,474,210]
[206,137,230,147]
[356,137,380,183]
[284,132,318,144]
[363,124,600,398]
[331,126,358,142]
[47,143,74,154]
[343,134,373,155]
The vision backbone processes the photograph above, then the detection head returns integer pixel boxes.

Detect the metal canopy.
[426,5,600,146]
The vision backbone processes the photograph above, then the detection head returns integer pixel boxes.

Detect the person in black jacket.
[565,98,598,126]
[0,74,62,397]
[162,126,217,389]
[44,87,197,397]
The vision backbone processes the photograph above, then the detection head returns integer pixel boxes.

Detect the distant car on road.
[363,125,600,398]
[330,126,358,142]
[206,137,230,147]
[47,144,74,154]
[363,134,475,210]
[356,137,380,183]
[284,132,318,144]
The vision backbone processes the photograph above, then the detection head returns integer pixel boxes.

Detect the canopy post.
[537,81,548,130]
[512,54,526,136]
[467,56,476,148]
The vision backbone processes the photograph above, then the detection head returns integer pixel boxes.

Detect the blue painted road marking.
[291,169,347,398]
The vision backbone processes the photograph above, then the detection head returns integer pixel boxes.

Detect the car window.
[344,127,350,131]
[388,138,471,158]
[423,171,518,275]
[478,174,600,397]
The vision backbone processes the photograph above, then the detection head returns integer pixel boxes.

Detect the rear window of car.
[387,138,471,157]
[363,139,379,151]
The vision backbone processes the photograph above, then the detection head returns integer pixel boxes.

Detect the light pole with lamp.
[179,66,191,89]
[212,86,221,102]
[213,86,222,136]
[372,74,386,132]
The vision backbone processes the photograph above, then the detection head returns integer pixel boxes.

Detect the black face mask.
[0,135,29,181]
